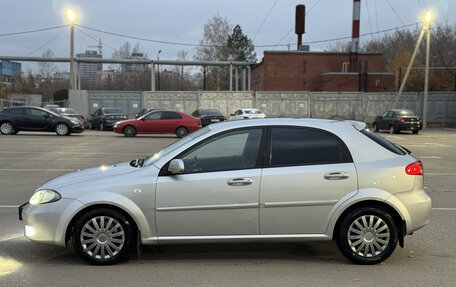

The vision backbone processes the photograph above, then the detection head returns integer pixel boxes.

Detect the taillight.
[405,160,423,175]
[221,116,226,121]
[105,115,109,120]
[397,117,404,123]
[419,118,423,123]
[78,116,84,120]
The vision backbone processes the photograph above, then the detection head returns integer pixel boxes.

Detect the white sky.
[0,0,454,72]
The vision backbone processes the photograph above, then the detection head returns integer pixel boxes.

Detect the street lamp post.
[393,11,432,129]
[157,50,161,91]
[67,9,76,90]
[423,11,432,129]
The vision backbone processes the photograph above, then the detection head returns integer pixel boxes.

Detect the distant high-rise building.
[76,50,102,83]
[0,60,21,83]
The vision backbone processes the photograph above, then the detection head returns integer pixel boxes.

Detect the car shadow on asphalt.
[0,239,346,266]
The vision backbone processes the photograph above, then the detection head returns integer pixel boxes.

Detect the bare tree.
[38,49,57,78]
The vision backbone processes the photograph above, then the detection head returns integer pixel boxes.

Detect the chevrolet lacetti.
[19,119,431,265]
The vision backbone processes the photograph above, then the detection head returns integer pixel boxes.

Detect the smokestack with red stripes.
[351,0,361,53]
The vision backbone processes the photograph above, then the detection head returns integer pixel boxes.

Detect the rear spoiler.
[345,120,366,131]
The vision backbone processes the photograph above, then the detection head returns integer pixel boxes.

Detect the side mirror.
[230,113,234,116]
[168,159,185,174]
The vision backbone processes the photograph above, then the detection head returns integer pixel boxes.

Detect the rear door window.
[270,127,352,167]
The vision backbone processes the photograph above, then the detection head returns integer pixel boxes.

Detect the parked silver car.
[19,118,431,265]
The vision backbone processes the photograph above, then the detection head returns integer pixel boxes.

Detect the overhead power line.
[25,26,69,57]
[75,27,117,51]
[386,0,406,26]
[0,25,69,37]
[252,0,278,42]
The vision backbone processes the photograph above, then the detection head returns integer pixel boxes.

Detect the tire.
[73,209,132,265]
[100,122,105,131]
[373,123,378,132]
[55,123,70,136]
[389,125,396,134]
[0,121,15,135]
[176,126,189,138]
[412,130,419,134]
[336,207,398,265]
[123,126,137,137]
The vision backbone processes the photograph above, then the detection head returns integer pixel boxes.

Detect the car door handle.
[324,172,349,180]
[227,178,253,186]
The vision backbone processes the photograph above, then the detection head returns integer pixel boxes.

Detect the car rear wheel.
[336,207,398,265]
[0,121,15,135]
[412,130,419,134]
[373,123,378,132]
[176,126,189,138]
[389,125,396,134]
[55,123,70,136]
[73,209,132,265]
[123,126,137,137]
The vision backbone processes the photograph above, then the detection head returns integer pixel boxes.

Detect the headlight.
[70,119,79,125]
[29,189,61,205]
[113,122,119,128]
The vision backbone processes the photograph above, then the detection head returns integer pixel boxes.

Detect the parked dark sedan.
[0,106,83,136]
[89,108,128,130]
[191,109,226,126]
[373,109,422,134]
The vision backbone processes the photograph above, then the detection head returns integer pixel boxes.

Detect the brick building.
[251,51,394,92]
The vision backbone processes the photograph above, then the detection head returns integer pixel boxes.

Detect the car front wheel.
[55,123,70,136]
[336,207,398,265]
[73,209,132,265]
[0,121,15,135]
[123,126,137,137]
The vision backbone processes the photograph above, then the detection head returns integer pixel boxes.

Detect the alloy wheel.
[0,122,14,135]
[56,123,69,136]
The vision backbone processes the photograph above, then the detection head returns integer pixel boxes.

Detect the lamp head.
[67,8,76,23]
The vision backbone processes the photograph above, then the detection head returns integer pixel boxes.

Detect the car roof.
[207,118,365,131]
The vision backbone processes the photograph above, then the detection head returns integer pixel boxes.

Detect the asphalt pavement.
[0,128,455,286]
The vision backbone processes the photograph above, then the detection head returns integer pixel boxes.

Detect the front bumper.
[70,124,84,133]
[19,198,84,246]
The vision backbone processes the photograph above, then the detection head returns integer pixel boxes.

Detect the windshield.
[142,126,211,167]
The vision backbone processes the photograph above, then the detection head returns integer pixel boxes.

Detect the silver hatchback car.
[19,119,431,265]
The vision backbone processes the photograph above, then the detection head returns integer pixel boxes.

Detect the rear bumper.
[396,123,422,131]
[387,189,432,234]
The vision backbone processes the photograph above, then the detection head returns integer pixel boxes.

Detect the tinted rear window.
[200,110,222,116]
[270,127,352,167]
[360,129,406,155]
[104,108,123,114]
[397,110,415,116]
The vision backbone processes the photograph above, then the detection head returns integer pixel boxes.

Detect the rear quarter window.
[360,129,405,155]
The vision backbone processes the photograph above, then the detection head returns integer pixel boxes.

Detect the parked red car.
[113,110,202,137]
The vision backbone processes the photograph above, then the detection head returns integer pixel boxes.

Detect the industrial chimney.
[295,5,305,50]
[351,0,361,53]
